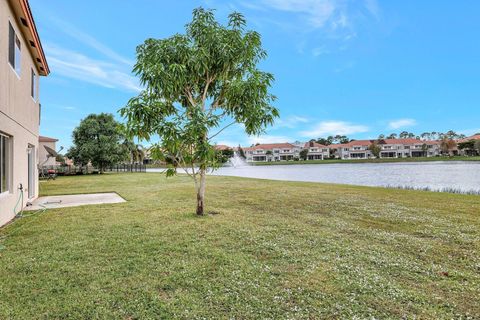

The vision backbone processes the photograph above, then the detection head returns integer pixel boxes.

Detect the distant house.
[303,141,330,160]
[0,0,50,226]
[214,144,232,151]
[457,134,480,156]
[330,139,441,159]
[38,135,58,167]
[244,143,302,162]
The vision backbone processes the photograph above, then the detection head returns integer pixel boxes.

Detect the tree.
[55,153,66,165]
[444,130,459,139]
[378,134,385,139]
[333,135,350,144]
[299,149,308,160]
[387,133,397,139]
[399,131,409,139]
[216,148,234,163]
[439,136,457,156]
[316,136,333,146]
[420,132,431,140]
[457,140,475,151]
[421,143,429,156]
[67,113,126,172]
[368,141,382,158]
[122,140,145,164]
[475,140,480,155]
[238,145,246,159]
[120,8,278,215]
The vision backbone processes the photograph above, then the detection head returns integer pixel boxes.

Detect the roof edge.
[17,0,50,75]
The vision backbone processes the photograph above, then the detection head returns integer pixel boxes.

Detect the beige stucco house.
[0,0,49,226]
[38,135,58,167]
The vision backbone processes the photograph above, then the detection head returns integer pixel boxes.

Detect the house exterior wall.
[0,0,42,226]
[38,140,56,167]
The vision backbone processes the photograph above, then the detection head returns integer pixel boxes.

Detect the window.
[0,134,11,194]
[9,22,21,75]
[31,69,37,100]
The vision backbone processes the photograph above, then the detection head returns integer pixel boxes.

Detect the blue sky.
[31,0,480,149]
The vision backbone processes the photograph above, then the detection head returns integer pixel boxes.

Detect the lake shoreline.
[250,156,480,166]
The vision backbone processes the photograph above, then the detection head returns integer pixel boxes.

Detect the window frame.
[0,133,12,195]
[31,68,38,100]
[8,21,21,76]
[8,21,22,78]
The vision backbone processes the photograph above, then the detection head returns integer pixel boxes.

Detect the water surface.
[208,161,480,193]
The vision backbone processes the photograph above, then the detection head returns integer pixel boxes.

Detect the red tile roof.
[245,143,296,151]
[304,141,328,148]
[214,144,232,151]
[458,134,480,143]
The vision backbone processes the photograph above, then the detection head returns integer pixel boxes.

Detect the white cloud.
[458,128,480,137]
[300,120,369,137]
[388,118,417,130]
[49,16,134,66]
[312,46,330,56]
[364,0,380,19]
[45,45,141,92]
[275,115,309,128]
[261,0,336,28]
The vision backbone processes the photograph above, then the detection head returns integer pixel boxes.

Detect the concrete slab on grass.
[24,193,126,211]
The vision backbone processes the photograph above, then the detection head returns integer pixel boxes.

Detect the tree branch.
[184,88,196,108]
[208,121,236,141]
[201,74,214,108]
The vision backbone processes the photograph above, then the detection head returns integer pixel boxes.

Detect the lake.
[195,161,479,193]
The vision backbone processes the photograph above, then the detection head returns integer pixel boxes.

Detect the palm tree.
[421,143,429,157]
[122,140,145,164]
[440,137,457,156]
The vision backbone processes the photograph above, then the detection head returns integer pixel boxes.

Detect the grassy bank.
[253,155,480,165]
[1,174,479,318]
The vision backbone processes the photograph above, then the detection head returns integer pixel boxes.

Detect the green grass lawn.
[1,173,479,319]
[253,155,480,166]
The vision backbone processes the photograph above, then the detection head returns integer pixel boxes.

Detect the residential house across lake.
[237,135,480,163]
[331,139,442,160]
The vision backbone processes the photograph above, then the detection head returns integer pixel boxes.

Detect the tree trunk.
[196,168,206,215]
